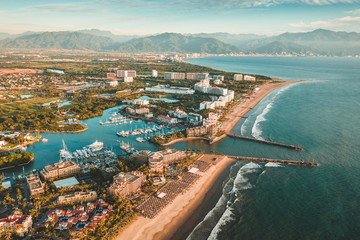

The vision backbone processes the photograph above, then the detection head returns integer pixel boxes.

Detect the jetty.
[229,156,319,167]
[226,134,303,151]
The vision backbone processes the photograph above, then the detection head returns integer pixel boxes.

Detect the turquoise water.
[1,106,168,176]
[176,56,360,240]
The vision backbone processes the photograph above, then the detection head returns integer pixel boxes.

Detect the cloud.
[346,8,360,14]
[289,16,360,29]
[105,0,360,11]
[25,1,104,14]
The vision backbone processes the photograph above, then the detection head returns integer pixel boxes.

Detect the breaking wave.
[187,162,263,240]
[251,84,295,140]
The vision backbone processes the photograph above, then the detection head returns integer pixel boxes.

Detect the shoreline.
[162,80,305,146]
[115,155,236,240]
[222,80,305,135]
[0,156,34,171]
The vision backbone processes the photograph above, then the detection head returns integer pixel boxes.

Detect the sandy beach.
[115,155,236,240]
[115,81,303,240]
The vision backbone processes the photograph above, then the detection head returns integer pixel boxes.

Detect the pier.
[229,156,319,167]
[226,134,303,151]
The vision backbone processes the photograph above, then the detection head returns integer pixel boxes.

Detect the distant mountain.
[0,31,116,51]
[0,32,11,41]
[116,33,243,54]
[77,29,138,43]
[188,32,267,47]
[0,29,359,56]
[254,41,319,55]
[245,29,360,56]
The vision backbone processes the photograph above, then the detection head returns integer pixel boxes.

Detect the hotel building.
[57,191,97,205]
[41,161,81,180]
[26,173,45,195]
[108,171,146,197]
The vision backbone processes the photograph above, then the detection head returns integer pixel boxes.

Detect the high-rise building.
[244,75,256,81]
[164,72,185,80]
[234,74,243,81]
[117,70,137,78]
[187,73,209,80]
[26,173,45,195]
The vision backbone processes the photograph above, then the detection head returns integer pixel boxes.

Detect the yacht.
[87,140,104,152]
[136,137,146,143]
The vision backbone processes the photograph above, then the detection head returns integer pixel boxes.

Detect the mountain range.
[0,29,359,56]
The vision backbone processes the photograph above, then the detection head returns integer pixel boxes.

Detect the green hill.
[116,33,243,54]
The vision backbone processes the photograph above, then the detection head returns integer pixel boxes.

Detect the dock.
[226,134,303,151]
[229,156,319,167]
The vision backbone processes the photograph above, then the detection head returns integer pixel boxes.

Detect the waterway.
[1,106,171,177]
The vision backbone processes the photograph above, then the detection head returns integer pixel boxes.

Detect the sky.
[0,0,360,36]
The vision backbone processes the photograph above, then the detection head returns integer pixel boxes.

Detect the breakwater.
[229,156,319,167]
[226,134,303,150]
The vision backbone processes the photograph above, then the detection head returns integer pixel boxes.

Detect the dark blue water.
[176,56,360,240]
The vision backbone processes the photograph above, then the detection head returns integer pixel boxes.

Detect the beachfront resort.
[0,52,271,239]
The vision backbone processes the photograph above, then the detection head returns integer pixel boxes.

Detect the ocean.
[173,56,360,240]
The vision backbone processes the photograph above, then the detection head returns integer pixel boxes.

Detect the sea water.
[177,56,360,240]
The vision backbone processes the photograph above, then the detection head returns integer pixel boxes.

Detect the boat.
[87,140,104,152]
[42,138,48,142]
[120,141,130,151]
[60,139,73,162]
[117,131,125,137]
[99,120,103,125]
[136,137,146,143]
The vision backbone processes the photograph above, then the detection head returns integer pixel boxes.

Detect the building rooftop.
[54,177,79,188]
[44,161,77,172]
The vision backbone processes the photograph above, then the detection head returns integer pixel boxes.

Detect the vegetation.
[149,130,186,145]
[0,152,33,169]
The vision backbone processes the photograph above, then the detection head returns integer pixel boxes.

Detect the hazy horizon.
[1,0,360,35]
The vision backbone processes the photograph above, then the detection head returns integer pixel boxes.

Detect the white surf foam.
[251,83,296,140]
[207,207,234,240]
[265,162,284,167]
[240,162,261,170]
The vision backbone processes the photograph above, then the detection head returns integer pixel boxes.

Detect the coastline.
[115,80,306,240]
[222,80,305,135]
[115,155,236,240]
[162,80,304,146]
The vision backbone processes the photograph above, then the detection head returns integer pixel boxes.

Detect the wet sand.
[115,155,236,240]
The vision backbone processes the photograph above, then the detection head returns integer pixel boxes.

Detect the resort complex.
[0,50,297,240]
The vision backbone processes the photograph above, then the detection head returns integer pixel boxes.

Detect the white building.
[124,77,134,83]
[134,99,149,105]
[117,70,136,78]
[164,72,185,80]
[107,80,118,87]
[213,75,224,81]
[157,115,178,124]
[234,74,243,81]
[145,85,195,94]
[152,70,158,78]
[213,79,223,85]
[187,73,209,80]
[244,75,256,81]
[194,79,228,96]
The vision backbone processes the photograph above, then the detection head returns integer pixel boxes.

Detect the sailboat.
[59,139,73,162]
